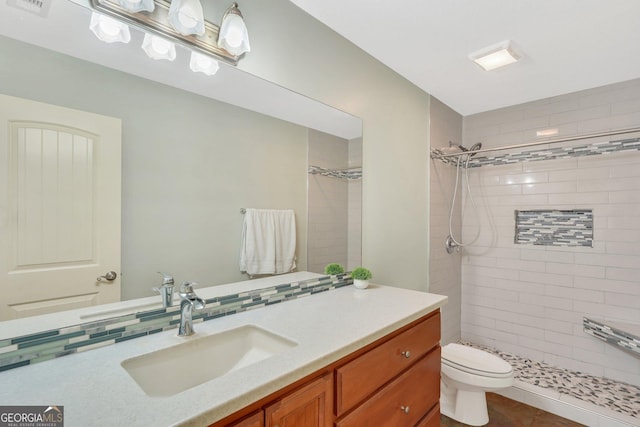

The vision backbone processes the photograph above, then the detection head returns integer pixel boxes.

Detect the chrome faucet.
[152,272,175,308]
[178,282,206,336]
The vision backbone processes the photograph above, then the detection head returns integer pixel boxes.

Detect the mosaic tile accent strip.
[432,136,640,168]
[515,209,593,247]
[0,274,352,373]
[583,318,640,358]
[308,165,362,180]
[462,341,640,419]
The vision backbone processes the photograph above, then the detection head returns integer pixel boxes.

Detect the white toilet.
[440,343,514,426]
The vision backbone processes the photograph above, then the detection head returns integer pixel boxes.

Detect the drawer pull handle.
[400,405,410,414]
[401,350,411,358]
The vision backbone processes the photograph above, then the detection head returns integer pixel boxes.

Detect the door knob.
[97,271,117,282]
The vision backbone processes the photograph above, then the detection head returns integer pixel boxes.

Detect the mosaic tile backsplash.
[464,341,640,420]
[308,165,362,180]
[583,318,640,358]
[432,136,640,168]
[515,209,593,247]
[0,274,352,373]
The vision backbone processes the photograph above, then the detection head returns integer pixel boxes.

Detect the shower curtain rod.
[308,165,362,172]
[431,127,640,159]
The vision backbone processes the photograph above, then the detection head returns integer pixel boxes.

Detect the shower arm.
[430,127,640,159]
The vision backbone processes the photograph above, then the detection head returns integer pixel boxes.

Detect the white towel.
[239,209,297,276]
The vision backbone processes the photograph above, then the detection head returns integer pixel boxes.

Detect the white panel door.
[0,94,121,320]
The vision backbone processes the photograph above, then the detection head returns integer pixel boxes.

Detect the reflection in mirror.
[307,131,363,274]
[0,0,362,326]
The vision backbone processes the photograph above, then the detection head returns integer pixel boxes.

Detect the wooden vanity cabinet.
[213,310,441,427]
[334,312,441,427]
[228,411,263,427]
[264,373,332,427]
[224,374,332,427]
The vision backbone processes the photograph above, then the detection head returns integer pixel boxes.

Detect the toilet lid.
[442,343,513,378]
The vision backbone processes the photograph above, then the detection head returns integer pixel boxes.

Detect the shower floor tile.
[463,341,640,420]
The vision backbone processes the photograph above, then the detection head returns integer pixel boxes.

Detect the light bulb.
[142,34,176,61]
[89,12,131,44]
[189,51,219,76]
[178,5,199,29]
[218,4,250,56]
[168,0,205,36]
[117,0,154,13]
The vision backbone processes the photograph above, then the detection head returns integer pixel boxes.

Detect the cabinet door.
[265,373,332,427]
[228,410,264,427]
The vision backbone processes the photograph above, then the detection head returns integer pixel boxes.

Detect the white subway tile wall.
[460,78,640,387]
[347,138,363,270]
[307,130,362,274]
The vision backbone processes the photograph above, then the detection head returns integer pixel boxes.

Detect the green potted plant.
[351,267,372,289]
[324,263,345,275]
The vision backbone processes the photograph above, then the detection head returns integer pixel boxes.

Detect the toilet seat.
[442,343,513,378]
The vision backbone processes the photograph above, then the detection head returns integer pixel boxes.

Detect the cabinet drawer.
[415,404,440,427]
[336,347,440,427]
[335,312,440,414]
[227,410,264,427]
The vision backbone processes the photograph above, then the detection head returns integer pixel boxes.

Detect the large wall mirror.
[0,1,362,326]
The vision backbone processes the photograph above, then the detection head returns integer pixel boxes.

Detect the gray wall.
[237,0,432,291]
[0,36,308,299]
[429,97,464,344]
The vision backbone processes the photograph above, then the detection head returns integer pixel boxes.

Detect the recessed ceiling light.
[536,128,559,137]
[469,40,520,71]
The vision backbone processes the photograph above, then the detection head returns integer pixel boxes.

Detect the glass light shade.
[469,40,520,71]
[116,0,155,13]
[189,51,220,76]
[168,0,205,36]
[89,12,131,44]
[142,34,176,61]
[218,3,250,56]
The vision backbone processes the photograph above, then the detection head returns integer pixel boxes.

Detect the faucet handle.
[157,272,174,286]
[180,281,198,294]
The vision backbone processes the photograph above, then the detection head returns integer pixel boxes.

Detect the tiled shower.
[307,129,362,273]
[430,78,640,424]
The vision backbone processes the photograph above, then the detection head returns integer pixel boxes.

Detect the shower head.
[435,145,464,155]
[432,142,483,158]
[468,142,482,157]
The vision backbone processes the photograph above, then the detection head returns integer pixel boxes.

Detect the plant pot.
[353,279,369,289]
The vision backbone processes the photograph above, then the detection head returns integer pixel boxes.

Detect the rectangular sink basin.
[121,325,297,397]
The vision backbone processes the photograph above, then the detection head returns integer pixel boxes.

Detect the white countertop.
[0,278,447,427]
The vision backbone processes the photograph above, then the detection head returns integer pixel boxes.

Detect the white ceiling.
[290,0,640,116]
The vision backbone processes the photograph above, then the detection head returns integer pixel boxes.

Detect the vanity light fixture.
[469,40,520,71]
[89,12,131,43]
[218,2,250,56]
[189,51,220,75]
[88,0,248,65]
[142,33,176,61]
[116,0,155,13]
[167,0,205,36]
